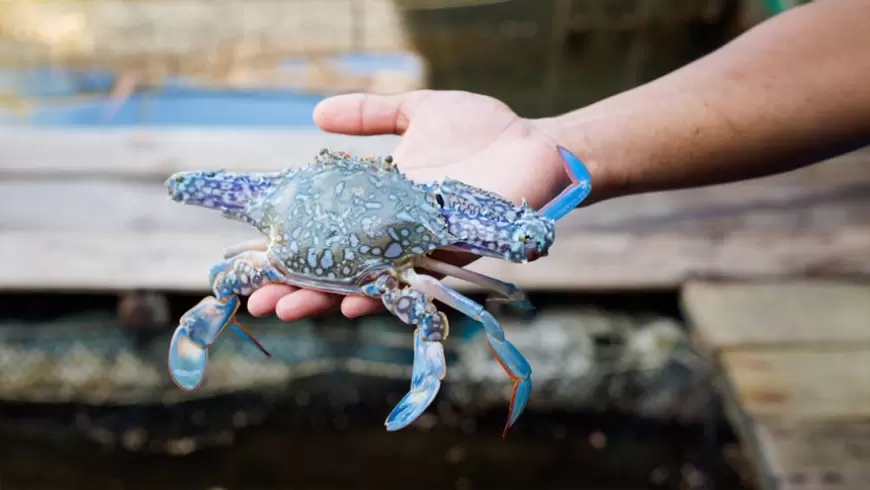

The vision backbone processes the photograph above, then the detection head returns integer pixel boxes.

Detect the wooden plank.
[3,176,868,233]
[1,227,869,292]
[0,129,401,177]
[733,414,870,490]
[714,352,870,490]
[752,420,870,489]
[1,132,869,291]
[1,129,868,181]
[720,348,870,421]
[1,133,868,226]
[682,281,870,348]
[682,281,870,490]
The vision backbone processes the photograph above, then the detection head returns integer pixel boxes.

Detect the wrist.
[530,113,623,207]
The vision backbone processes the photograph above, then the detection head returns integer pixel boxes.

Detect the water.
[0,292,749,489]
[0,403,747,490]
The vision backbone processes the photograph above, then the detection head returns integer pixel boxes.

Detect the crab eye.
[204,171,216,178]
[175,176,185,183]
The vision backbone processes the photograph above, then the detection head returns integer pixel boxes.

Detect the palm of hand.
[389,91,568,209]
[247,90,568,321]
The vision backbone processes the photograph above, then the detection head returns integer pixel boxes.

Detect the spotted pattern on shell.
[422,178,555,262]
[246,150,452,281]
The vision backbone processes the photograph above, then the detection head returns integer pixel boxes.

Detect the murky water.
[0,402,749,490]
[0,292,750,490]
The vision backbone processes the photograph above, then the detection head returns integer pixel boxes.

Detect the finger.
[312,91,430,136]
[340,295,386,318]
[247,284,297,317]
[274,289,343,321]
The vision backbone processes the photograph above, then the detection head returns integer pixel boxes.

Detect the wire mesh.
[0,306,713,421]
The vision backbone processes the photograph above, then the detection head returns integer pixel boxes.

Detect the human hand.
[247,90,572,321]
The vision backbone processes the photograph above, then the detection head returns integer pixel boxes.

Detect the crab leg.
[400,269,531,437]
[222,238,269,259]
[538,145,593,222]
[415,256,533,311]
[168,251,281,391]
[360,274,448,431]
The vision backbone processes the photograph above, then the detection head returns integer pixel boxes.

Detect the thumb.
[312,91,428,136]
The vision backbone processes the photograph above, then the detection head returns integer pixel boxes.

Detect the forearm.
[536,0,870,204]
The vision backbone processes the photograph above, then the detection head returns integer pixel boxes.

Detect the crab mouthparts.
[524,243,545,262]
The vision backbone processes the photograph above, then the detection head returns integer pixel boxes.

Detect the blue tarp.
[0,52,423,127]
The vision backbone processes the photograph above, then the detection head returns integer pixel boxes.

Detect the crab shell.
[258,151,452,284]
[177,149,556,289]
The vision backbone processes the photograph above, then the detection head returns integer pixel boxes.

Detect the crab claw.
[168,295,262,391]
[539,145,592,222]
[385,327,446,431]
[168,324,209,391]
[487,335,532,437]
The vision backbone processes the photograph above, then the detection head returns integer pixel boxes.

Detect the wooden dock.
[0,130,869,292]
[681,280,870,489]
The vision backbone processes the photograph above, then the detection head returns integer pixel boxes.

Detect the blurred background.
[1,0,868,489]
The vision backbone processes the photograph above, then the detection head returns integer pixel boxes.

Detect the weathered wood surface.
[721,348,870,421]
[3,228,869,291]
[0,129,402,177]
[751,420,870,490]
[1,131,869,291]
[681,280,870,490]
[683,281,870,349]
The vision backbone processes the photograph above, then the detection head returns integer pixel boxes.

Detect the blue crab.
[165,146,591,435]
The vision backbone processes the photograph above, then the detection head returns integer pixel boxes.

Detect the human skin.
[247,0,870,321]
